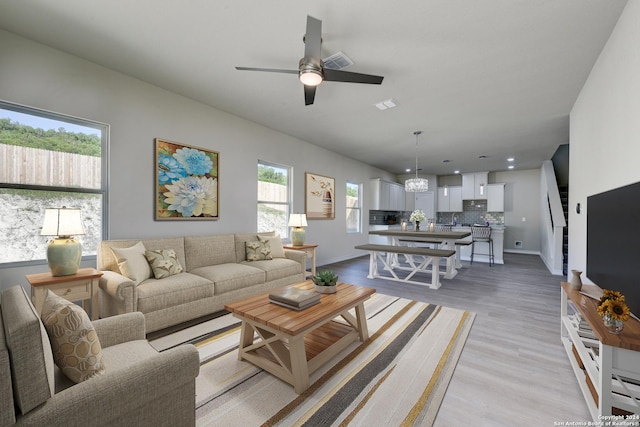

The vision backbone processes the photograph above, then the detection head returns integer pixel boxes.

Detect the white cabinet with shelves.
[370,178,406,211]
[561,282,640,419]
[437,186,462,212]
[461,172,488,200]
[486,183,505,212]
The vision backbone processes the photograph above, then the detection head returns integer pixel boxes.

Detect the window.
[0,101,108,265]
[346,182,362,233]
[257,160,291,238]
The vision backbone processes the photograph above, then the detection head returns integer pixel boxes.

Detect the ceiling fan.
[235,15,384,106]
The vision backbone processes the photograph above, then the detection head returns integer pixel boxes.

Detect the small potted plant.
[312,270,339,293]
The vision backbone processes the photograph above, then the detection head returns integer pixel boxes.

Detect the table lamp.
[40,207,85,276]
[288,213,308,246]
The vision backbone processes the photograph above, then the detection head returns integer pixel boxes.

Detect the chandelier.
[405,131,429,192]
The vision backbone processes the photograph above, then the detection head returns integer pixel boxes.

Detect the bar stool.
[471,225,494,266]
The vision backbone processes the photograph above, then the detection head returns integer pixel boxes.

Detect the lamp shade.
[288,213,308,228]
[41,207,85,237]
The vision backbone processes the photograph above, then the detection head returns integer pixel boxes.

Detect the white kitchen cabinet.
[414,191,435,220]
[370,178,405,210]
[487,183,505,212]
[437,186,462,212]
[390,182,406,210]
[462,172,488,200]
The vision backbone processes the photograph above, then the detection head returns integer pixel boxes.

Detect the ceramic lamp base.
[291,228,306,246]
[47,238,82,276]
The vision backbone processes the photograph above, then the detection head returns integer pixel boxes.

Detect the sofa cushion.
[98,237,186,276]
[240,258,303,282]
[258,234,285,258]
[234,232,275,263]
[0,306,16,426]
[245,240,272,261]
[0,286,55,415]
[184,234,236,271]
[111,241,152,285]
[41,291,106,383]
[190,263,266,295]
[136,272,214,313]
[145,249,184,279]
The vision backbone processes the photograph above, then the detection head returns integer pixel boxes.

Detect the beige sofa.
[97,232,306,332]
[0,285,199,427]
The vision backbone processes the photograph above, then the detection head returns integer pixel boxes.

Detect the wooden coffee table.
[225,281,375,393]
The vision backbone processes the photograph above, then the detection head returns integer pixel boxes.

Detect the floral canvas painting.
[155,139,219,220]
[305,172,335,220]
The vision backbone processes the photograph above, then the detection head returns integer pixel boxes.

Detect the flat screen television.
[586,180,640,318]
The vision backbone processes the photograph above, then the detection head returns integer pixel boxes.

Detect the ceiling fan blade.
[304,85,316,105]
[235,66,298,74]
[324,68,384,85]
[304,15,322,60]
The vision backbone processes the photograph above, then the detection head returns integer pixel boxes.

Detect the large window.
[257,161,291,238]
[346,181,362,233]
[0,101,108,265]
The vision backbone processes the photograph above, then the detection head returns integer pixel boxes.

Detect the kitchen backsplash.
[369,210,411,225]
[371,200,504,226]
[436,200,505,225]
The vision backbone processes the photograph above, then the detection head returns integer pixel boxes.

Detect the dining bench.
[354,244,456,289]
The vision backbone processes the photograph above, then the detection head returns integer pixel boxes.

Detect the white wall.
[493,169,542,253]
[569,2,640,279]
[0,29,398,289]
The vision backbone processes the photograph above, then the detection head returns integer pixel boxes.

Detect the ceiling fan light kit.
[299,57,323,86]
[235,15,383,105]
[405,131,429,193]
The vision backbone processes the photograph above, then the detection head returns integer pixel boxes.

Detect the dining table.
[368,229,471,279]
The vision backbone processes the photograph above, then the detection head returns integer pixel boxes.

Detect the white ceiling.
[0,0,628,176]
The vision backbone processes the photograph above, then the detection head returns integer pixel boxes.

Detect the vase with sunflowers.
[597,289,631,334]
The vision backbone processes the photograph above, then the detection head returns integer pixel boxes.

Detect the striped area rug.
[149,293,475,427]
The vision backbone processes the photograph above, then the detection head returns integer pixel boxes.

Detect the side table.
[283,243,317,277]
[26,267,103,320]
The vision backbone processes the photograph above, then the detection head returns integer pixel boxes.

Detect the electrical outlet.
[515,241,523,248]
[522,217,526,222]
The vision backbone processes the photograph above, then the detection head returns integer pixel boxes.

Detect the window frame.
[346,181,362,234]
[257,159,292,239]
[0,100,109,268]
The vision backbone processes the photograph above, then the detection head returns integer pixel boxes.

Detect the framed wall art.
[305,172,335,220]
[155,138,219,220]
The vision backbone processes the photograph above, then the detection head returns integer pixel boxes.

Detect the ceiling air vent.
[323,51,354,70]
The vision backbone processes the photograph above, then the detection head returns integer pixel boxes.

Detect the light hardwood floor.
[324,253,592,426]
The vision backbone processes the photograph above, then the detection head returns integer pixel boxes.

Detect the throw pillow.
[111,241,152,285]
[245,240,272,261]
[41,291,105,384]
[258,234,285,258]
[144,249,184,279]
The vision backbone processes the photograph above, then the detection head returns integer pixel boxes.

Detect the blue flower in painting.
[158,153,187,185]
[173,147,214,176]
[163,176,217,217]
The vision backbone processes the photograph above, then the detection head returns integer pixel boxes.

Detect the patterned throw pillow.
[245,240,272,261]
[41,291,105,384]
[144,249,184,279]
[258,234,285,258]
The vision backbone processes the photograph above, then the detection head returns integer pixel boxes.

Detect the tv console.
[561,282,640,418]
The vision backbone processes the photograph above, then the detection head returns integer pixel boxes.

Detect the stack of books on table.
[269,287,321,311]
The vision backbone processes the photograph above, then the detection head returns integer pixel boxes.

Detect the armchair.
[1,285,199,427]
